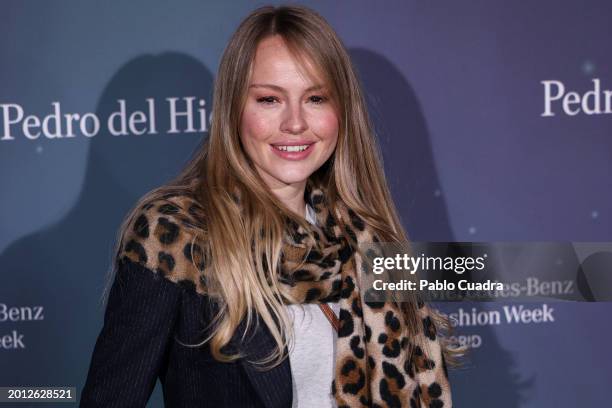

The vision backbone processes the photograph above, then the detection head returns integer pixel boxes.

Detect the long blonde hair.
[109,4,459,370]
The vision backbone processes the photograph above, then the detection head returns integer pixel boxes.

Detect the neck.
[261,175,308,219]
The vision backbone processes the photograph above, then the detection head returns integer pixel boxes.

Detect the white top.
[286,203,339,408]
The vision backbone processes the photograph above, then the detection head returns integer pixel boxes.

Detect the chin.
[268,168,314,185]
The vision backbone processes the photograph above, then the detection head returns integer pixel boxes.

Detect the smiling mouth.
[269,142,316,160]
[271,144,313,152]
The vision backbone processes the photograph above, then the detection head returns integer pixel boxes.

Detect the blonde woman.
[81,4,454,407]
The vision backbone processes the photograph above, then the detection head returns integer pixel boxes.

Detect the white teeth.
[273,144,310,152]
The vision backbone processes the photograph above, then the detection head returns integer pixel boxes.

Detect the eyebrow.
[248,83,326,93]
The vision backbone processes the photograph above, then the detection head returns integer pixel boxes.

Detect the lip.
[270,142,315,161]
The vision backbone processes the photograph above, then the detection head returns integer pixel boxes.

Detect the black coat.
[80,258,293,408]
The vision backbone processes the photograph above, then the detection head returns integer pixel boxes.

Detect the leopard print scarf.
[278,179,452,407]
[121,178,452,407]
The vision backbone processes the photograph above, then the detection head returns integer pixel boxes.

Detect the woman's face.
[239,35,339,190]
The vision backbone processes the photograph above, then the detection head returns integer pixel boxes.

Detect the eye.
[309,95,327,104]
[256,96,278,105]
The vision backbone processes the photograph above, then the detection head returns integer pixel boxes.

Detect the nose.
[280,102,308,135]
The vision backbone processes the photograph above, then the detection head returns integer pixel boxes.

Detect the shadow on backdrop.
[0,52,213,407]
[350,47,531,406]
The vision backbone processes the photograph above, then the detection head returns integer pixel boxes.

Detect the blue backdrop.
[1,1,611,406]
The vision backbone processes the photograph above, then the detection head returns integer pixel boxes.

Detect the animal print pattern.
[119,192,210,294]
[117,181,452,407]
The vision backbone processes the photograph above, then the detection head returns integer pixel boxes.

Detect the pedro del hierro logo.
[541,78,612,117]
[0,97,211,141]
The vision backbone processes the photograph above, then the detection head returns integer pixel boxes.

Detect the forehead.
[250,35,325,88]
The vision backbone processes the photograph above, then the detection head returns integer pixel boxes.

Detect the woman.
[81,4,455,407]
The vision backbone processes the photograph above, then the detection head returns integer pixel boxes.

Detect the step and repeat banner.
[1,1,611,407]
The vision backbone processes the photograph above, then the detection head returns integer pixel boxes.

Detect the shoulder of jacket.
[117,191,209,294]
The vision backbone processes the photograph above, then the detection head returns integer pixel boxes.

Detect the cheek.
[313,110,339,143]
[240,109,272,143]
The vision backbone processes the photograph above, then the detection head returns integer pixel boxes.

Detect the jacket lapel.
[232,312,293,408]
